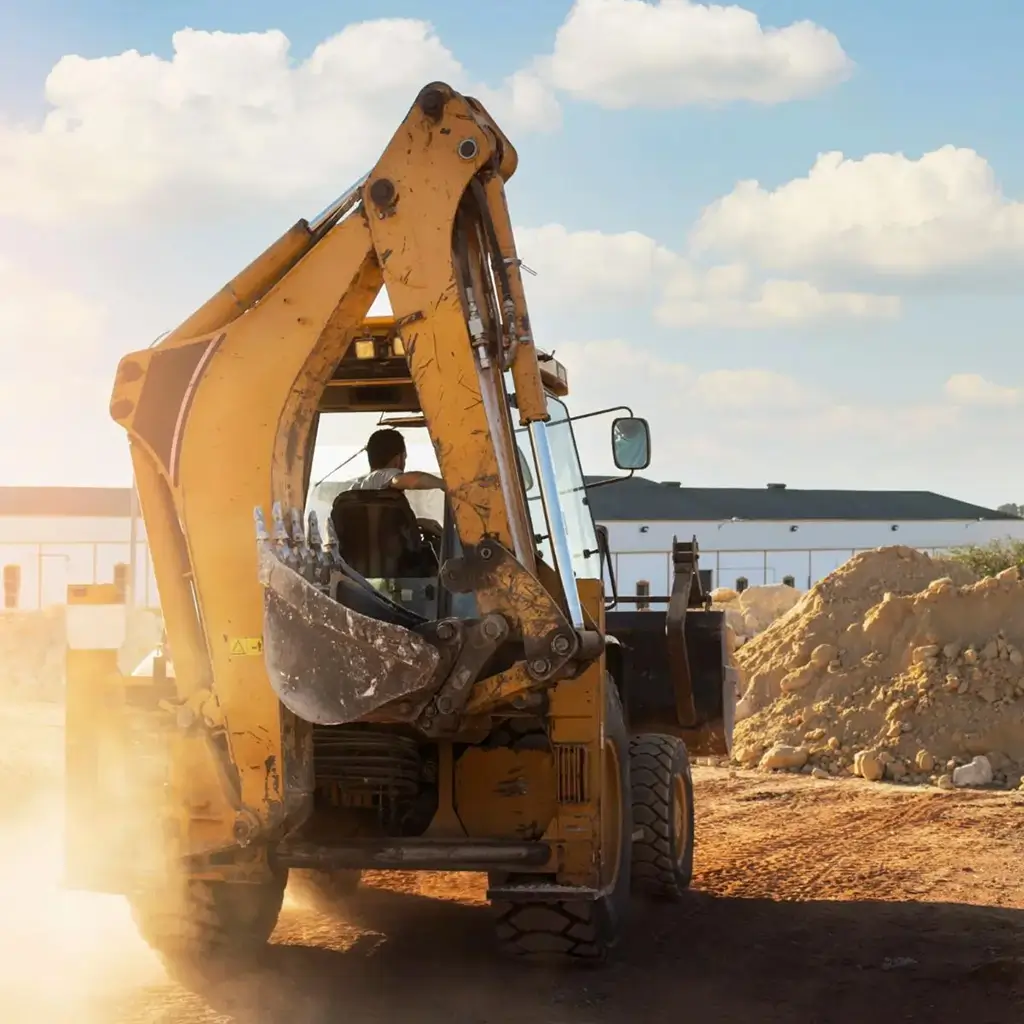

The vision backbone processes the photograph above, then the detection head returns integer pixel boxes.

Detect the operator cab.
[309,318,482,619]
[308,316,650,619]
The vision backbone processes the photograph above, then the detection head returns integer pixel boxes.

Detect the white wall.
[6,509,1024,609]
[601,517,1024,595]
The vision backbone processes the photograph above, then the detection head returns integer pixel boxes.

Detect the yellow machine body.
[65,82,736,965]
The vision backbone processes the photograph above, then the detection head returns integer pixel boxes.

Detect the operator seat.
[329,487,438,580]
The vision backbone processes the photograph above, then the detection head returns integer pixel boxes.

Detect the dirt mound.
[711,583,803,645]
[731,546,1024,788]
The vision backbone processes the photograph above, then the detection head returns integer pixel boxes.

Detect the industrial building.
[0,482,1021,609]
[585,477,1024,599]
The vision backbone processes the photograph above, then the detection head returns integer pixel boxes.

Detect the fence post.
[2,564,20,609]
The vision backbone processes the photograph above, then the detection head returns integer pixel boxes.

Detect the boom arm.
[107,82,594,853]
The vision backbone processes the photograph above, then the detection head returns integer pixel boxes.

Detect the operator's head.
[366,428,406,471]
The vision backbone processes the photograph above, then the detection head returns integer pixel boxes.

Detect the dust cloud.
[0,701,168,1024]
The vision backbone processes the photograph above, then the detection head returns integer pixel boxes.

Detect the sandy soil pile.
[731,546,1024,789]
[711,583,804,645]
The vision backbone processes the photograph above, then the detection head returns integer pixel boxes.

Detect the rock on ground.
[953,755,994,788]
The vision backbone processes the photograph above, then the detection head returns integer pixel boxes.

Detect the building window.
[735,576,749,593]
[636,579,650,611]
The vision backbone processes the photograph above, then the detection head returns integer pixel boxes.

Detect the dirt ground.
[1,703,1022,1024]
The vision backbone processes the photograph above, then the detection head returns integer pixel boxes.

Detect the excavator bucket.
[607,538,737,757]
[257,505,445,726]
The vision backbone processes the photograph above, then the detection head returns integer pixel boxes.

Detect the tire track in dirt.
[693,777,929,900]
[690,770,1022,906]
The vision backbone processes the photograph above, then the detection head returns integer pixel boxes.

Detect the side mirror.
[611,416,651,471]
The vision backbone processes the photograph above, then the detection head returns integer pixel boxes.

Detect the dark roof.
[0,480,1017,524]
[0,487,133,517]
[584,476,1019,523]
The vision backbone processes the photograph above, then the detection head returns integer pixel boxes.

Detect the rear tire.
[130,871,286,976]
[629,733,695,900]
[492,681,632,964]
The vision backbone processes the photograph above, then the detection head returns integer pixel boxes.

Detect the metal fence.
[608,545,953,596]
[0,539,156,610]
[1,537,958,610]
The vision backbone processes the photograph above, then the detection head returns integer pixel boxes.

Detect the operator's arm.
[390,471,445,491]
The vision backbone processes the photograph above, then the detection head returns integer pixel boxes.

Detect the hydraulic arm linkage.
[107,82,603,851]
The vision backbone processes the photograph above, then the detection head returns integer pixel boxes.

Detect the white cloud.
[541,0,852,109]
[0,258,107,369]
[477,67,562,134]
[516,223,897,327]
[0,262,124,484]
[693,368,812,409]
[657,263,900,326]
[516,223,681,308]
[944,373,1021,407]
[692,145,1024,277]
[555,339,820,415]
[554,339,1016,499]
[0,5,855,228]
[0,22,560,224]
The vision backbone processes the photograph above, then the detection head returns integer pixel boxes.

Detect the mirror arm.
[585,469,636,491]
[595,524,618,608]
[566,403,635,425]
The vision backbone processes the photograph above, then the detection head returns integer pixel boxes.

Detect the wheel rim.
[672,772,691,863]
[602,736,623,888]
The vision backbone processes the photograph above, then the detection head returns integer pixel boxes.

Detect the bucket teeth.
[288,506,305,546]
[255,502,339,583]
[323,517,343,568]
[308,511,334,571]
[253,506,271,545]
[306,511,333,592]
[307,510,328,564]
[271,501,300,570]
[289,507,317,580]
[271,501,289,543]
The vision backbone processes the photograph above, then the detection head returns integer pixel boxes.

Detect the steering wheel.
[416,517,443,561]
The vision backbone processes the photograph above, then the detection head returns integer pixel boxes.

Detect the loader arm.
[106,82,596,854]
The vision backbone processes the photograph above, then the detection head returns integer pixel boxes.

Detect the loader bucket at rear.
[607,607,737,756]
[258,540,444,727]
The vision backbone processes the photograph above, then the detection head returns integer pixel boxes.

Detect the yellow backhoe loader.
[64,81,737,968]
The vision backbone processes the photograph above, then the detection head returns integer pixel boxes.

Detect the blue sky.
[2,0,1024,506]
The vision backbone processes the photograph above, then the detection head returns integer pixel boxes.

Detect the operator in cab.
[328,428,445,579]
[337,428,444,494]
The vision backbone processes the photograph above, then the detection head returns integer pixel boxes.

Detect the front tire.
[130,871,287,975]
[492,681,632,963]
[629,733,695,900]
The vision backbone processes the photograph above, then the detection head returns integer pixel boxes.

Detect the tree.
[997,503,1023,517]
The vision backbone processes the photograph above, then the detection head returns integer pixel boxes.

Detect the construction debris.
[730,546,1024,789]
